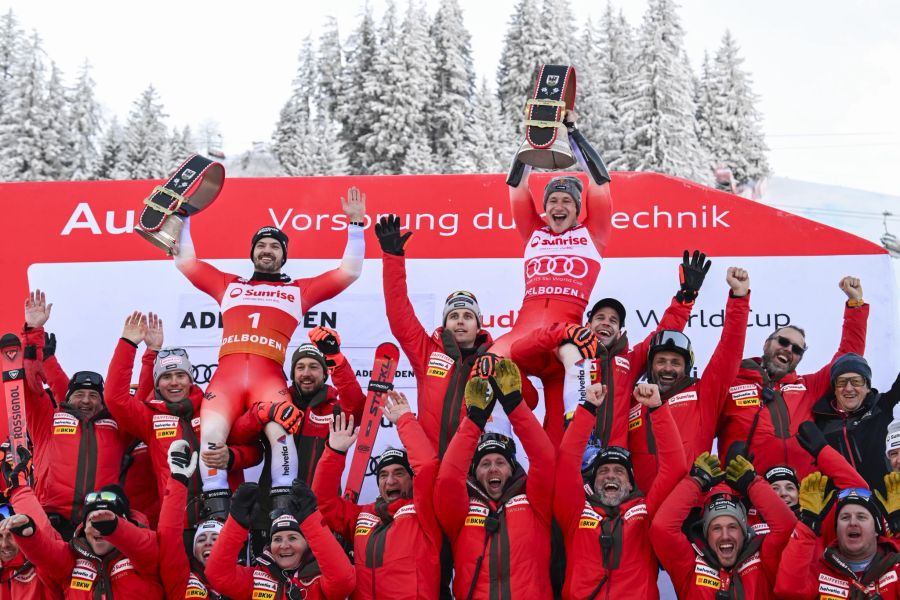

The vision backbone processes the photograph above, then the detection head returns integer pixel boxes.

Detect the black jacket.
[812,372,900,494]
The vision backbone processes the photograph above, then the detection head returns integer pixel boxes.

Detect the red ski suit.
[716,303,869,478]
[230,356,366,488]
[157,478,224,600]
[177,224,362,427]
[629,293,749,493]
[775,522,900,599]
[312,413,441,600]
[205,511,355,600]
[651,475,797,599]
[511,296,692,446]
[555,402,687,600]
[22,326,134,523]
[105,338,262,524]
[382,253,495,457]
[435,402,556,599]
[13,497,164,598]
[4,486,63,599]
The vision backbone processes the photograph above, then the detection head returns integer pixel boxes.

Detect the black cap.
[586,298,626,325]
[66,371,104,403]
[251,226,289,266]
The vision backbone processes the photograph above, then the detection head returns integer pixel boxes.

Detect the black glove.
[230,483,259,529]
[690,452,725,492]
[724,441,751,468]
[374,215,412,256]
[797,421,828,459]
[43,332,56,359]
[676,250,711,303]
[309,326,341,356]
[8,515,35,537]
[290,479,318,524]
[1,446,32,490]
[91,515,118,536]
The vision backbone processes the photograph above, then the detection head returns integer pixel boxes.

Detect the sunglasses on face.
[835,376,867,389]
[771,335,806,356]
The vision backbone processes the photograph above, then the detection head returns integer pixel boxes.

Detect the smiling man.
[811,353,900,494]
[715,276,869,478]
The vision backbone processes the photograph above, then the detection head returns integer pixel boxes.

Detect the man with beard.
[629,267,750,493]
[716,276,868,478]
[776,481,900,599]
[652,449,796,598]
[20,290,134,540]
[555,381,687,599]
[312,391,442,599]
[508,250,708,446]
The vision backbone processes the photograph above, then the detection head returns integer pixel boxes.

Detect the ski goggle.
[0,504,12,520]
[446,290,478,303]
[71,371,104,387]
[84,490,127,516]
[158,348,189,359]
[650,330,692,352]
[837,487,873,501]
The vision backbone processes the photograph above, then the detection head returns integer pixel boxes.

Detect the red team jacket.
[23,327,134,523]
[205,511,355,600]
[312,413,442,600]
[5,486,62,599]
[628,293,749,493]
[652,475,797,599]
[382,253,495,457]
[435,403,556,600]
[510,296,693,446]
[555,402,688,600]
[716,303,869,478]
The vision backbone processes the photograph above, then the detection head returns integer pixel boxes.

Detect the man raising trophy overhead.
[478,64,613,444]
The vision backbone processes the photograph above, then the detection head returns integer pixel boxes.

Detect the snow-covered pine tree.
[469,77,506,173]
[273,37,315,176]
[337,4,378,174]
[316,16,343,122]
[618,0,710,183]
[496,0,544,140]
[37,62,72,180]
[120,85,169,179]
[398,0,437,174]
[167,125,195,167]
[705,30,770,185]
[430,0,479,174]
[535,0,578,65]
[0,10,24,123]
[67,60,103,180]
[695,51,716,163]
[310,112,349,175]
[95,117,126,180]
[0,30,48,181]
[359,1,408,174]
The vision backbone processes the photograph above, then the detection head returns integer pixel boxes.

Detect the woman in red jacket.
[435,358,556,599]
[205,480,355,600]
[7,470,164,599]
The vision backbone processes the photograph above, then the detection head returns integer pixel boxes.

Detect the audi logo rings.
[525,256,589,278]
[191,363,218,385]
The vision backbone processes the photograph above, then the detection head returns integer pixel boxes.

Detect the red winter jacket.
[629,293,749,493]
[4,487,62,599]
[716,303,869,478]
[13,493,164,599]
[23,327,134,523]
[157,477,224,600]
[312,412,441,600]
[383,253,495,457]
[555,402,687,600]
[105,338,262,525]
[121,441,160,529]
[229,356,366,489]
[435,402,556,600]
[206,511,355,600]
[510,296,692,447]
[651,475,797,599]
[775,522,900,599]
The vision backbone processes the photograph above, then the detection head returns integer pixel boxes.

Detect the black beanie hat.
[251,226,289,266]
[376,448,413,477]
[470,433,517,476]
[764,465,799,488]
[289,344,329,383]
[830,353,872,388]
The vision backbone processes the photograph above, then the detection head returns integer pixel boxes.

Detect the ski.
[0,334,26,453]
[343,342,400,503]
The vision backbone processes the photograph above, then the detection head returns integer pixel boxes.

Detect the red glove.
[257,401,304,435]
[563,324,599,359]
[308,326,344,368]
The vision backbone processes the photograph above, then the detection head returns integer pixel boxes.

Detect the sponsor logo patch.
[735,397,760,407]
[624,504,648,520]
[628,418,642,431]
[817,582,848,598]
[695,575,720,589]
[729,384,756,393]
[781,383,807,392]
[879,571,898,587]
[669,390,698,405]
[53,413,79,435]
[614,356,630,370]
[110,558,133,577]
[308,411,334,425]
[153,414,179,439]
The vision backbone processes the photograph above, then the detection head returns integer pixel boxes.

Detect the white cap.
[886,419,900,457]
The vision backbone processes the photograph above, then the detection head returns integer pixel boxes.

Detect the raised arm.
[644,392,689,516]
[105,314,155,440]
[310,413,362,539]
[508,167,544,242]
[555,399,599,530]
[157,476,192,597]
[204,516,256,598]
[172,217,230,302]
[135,312,164,402]
[649,476,706,592]
[298,188,366,311]
[301,509,357,599]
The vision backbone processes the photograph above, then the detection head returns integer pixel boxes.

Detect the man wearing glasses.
[716,276,868,478]
[809,353,900,495]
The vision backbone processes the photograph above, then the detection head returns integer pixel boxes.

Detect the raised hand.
[144,312,164,350]
[691,452,725,492]
[121,311,147,345]
[677,250,712,303]
[798,472,835,536]
[341,186,366,222]
[839,276,863,302]
[329,412,359,453]
[167,439,198,485]
[585,383,607,408]
[633,383,662,409]
[24,290,52,329]
[382,390,412,424]
[374,215,412,256]
[726,267,750,297]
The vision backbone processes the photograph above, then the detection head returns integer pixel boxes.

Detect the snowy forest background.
[0,0,769,189]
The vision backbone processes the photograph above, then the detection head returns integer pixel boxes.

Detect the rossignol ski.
[0,334,26,452]
[343,342,400,503]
